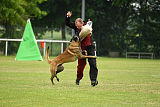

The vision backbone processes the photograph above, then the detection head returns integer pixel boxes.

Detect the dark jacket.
[65,16,94,48]
[65,16,80,36]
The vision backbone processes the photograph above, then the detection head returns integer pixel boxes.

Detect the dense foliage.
[0,0,160,57]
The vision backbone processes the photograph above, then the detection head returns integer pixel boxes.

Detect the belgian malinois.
[46,35,96,85]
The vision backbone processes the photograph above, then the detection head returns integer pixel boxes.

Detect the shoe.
[91,81,98,87]
[76,78,80,85]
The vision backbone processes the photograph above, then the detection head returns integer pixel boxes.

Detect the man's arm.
[65,11,75,29]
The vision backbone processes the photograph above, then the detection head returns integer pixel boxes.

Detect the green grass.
[0,56,160,107]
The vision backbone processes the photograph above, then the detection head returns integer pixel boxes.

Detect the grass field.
[0,56,160,107]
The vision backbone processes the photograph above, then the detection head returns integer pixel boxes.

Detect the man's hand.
[67,11,72,17]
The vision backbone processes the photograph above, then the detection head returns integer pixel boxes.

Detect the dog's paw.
[56,78,60,82]
[82,50,87,55]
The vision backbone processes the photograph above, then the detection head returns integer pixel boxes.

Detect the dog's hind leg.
[56,64,64,74]
[55,74,59,82]
[50,75,54,85]
[50,64,57,85]
[55,64,64,82]
[50,73,59,85]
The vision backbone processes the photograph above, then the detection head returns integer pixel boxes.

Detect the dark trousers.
[85,45,98,81]
[77,45,98,81]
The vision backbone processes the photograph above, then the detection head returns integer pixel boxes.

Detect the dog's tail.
[46,46,52,64]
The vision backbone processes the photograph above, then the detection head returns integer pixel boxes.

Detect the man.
[65,11,98,86]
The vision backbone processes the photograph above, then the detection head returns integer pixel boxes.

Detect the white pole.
[82,0,85,21]
[72,29,74,37]
[61,42,63,54]
[43,42,46,57]
[5,41,8,56]
[93,41,96,56]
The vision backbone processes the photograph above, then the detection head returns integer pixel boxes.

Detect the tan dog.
[46,35,96,85]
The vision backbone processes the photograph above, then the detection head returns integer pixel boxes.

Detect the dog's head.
[70,35,80,47]
[72,35,80,43]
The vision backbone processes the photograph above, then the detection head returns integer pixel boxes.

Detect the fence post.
[61,42,63,54]
[5,41,8,56]
[93,41,96,56]
[126,52,128,58]
[138,53,140,59]
[43,42,46,57]
[151,53,154,59]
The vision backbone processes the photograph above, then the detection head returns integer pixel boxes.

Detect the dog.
[46,35,96,85]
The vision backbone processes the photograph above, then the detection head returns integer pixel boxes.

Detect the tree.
[0,0,46,54]
[86,0,160,57]
[126,0,160,57]
[32,0,81,51]
[0,0,46,26]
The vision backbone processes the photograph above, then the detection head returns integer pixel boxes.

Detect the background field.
[0,56,160,107]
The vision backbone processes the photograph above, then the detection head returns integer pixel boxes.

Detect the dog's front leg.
[78,53,97,59]
[83,50,87,55]
[78,54,86,59]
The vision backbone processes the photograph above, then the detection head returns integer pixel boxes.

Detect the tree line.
[0,0,160,58]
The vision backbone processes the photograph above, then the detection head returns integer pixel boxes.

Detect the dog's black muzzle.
[72,35,80,42]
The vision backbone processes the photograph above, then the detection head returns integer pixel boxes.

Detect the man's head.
[75,18,83,29]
